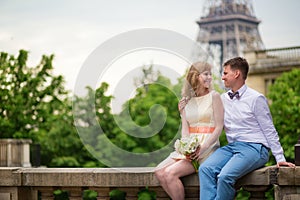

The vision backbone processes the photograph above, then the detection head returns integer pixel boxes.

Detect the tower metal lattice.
[196,0,264,73]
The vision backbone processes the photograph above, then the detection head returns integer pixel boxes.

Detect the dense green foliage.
[0,50,67,139]
[0,50,98,167]
[73,66,182,167]
[116,75,181,152]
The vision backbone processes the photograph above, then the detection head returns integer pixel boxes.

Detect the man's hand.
[277,161,296,168]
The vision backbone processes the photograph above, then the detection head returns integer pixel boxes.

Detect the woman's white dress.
[157,91,220,168]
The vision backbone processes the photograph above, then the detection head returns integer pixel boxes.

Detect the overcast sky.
[1,0,300,100]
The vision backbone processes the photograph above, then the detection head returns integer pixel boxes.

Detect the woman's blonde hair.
[181,62,212,99]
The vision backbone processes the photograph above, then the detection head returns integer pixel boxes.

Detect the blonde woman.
[154,62,224,200]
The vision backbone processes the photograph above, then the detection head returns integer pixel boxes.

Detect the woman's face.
[198,70,212,88]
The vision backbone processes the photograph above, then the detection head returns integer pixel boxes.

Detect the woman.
[154,62,224,200]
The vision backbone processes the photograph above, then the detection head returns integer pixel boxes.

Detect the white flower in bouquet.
[174,135,200,155]
[174,135,201,172]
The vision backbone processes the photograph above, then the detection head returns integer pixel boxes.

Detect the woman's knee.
[155,168,172,181]
[163,167,180,183]
[155,169,165,181]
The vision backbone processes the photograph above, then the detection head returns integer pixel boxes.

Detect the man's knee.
[199,162,212,175]
[217,173,236,186]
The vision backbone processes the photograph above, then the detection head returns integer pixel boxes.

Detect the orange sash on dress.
[189,126,215,134]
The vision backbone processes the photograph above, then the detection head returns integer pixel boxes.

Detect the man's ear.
[234,70,240,79]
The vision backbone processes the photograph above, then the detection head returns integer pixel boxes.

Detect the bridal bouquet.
[174,135,200,171]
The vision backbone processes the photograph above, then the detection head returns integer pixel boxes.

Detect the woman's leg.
[155,159,195,200]
[155,157,176,196]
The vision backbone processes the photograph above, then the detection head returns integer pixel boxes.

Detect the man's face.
[222,65,237,88]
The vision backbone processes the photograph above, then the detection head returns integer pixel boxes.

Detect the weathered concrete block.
[0,167,21,186]
[278,167,296,185]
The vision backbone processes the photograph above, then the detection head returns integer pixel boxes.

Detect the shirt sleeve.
[253,95,286,163]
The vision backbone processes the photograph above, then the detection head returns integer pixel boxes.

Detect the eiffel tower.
[196,0,264,73]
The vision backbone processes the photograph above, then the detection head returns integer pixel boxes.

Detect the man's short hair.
[223,57,249,80]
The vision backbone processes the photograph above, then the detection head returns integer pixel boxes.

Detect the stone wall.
[1,166,300,199]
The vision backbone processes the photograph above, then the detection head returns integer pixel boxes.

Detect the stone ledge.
[236,166,277,188]
[277,167,300,185]
[1,166,299,187]
[1,166,300,200]
[21,167,159,187]
[0,166,291,187]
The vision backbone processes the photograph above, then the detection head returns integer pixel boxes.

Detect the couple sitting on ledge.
[155,57,295,200]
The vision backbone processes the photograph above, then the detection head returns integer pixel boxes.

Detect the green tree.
[118,76,180,152]
[73,83,116,167]
[106,66,181,166]
[0,50,67,140]
[0,50,99,167]
[268,68,300,163]
[37,97,100,167]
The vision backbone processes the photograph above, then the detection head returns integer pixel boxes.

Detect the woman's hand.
[178,97,188,113]
[185,154,192,161]
[190,146,201,161]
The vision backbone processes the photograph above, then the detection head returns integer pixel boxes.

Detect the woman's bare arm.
[179,98,190,138]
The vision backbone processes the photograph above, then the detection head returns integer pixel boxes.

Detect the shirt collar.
[227,85,247,99]
[233,85,247,98]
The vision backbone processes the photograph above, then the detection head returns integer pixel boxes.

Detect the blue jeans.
[199,142,269,200]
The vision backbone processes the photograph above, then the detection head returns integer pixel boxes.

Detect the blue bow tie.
[228,91,239,99]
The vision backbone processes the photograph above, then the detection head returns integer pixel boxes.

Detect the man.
[199,57,295,200]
